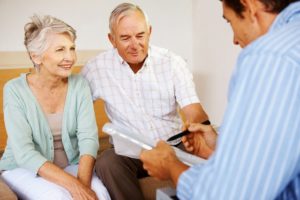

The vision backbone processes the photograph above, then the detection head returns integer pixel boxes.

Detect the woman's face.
[37,33,77,78]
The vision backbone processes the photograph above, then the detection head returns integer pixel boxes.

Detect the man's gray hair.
[109,3,150,34]
[24,15,76,66]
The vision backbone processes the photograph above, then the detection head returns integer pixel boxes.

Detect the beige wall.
[0,50,102,69]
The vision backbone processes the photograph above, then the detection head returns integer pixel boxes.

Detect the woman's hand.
[38,161,98,200]
[69,180,98,200]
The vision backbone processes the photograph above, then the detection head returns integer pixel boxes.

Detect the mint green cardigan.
[0,74,99,173]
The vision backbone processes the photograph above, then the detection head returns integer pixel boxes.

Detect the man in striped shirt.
[141,0,300,199]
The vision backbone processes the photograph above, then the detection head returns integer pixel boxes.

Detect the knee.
[95,149,116,174]
[95,149,123,177]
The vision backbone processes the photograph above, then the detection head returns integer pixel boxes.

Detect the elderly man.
[81,2,209,200]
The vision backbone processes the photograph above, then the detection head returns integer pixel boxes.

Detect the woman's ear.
[30,53,42,66]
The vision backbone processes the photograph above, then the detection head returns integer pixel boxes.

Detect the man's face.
[109,10,151,69]
[222,2,260,48]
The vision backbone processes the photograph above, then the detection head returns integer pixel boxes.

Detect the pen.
[167,129,190,142]
[166,120,211,142]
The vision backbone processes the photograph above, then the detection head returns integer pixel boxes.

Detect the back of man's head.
[222,0,300,17]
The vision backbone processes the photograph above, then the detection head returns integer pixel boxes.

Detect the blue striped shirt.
[177,2,300,200]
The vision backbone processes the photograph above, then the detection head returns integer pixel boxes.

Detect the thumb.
[188,123,211,132]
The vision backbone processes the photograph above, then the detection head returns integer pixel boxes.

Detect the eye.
[56,47,64,52]
[121,37,130,41]
[70,46,76,51]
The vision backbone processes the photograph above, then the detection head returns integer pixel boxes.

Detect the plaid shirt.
[82,45,200,145]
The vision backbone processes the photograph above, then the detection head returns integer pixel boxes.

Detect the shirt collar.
[269,1,300,33]
[114,45,152,68]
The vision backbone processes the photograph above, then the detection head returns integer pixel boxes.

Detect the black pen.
[167,130,190,142]
[166,120,211,142]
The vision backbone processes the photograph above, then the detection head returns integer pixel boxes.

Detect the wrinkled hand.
[70,181,98,200]
[182,123,217,159]
[140,141,181,180]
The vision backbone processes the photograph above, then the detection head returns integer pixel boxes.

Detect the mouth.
[129,52,139,57]
[58,64,73,70]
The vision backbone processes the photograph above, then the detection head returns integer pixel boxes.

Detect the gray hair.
[24,15,76,66]
[109,3,150,34]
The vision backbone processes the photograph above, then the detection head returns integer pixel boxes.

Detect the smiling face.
[32,32,77,78]
[109,10,151,70]
[222,1,260,48]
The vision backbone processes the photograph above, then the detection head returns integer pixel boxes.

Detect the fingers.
[188,123,212,132]
[182,136,194,152]
[182,120,190,131]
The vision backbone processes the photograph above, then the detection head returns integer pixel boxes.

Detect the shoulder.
[149,45,186,67]
[4,74,26,94]
[84,48,117,70]
[241,22,300,64]
[150,45,183,60]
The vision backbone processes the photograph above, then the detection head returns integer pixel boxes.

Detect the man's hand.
[182,123,217,159]
[140,141,188,185]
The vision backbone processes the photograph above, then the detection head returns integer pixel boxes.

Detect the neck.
[128,63,143,73]
[32,70,67,90]
[257,11,278,35]
[128,57,147,73]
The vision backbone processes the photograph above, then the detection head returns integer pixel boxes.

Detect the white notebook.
[102,123,206,166]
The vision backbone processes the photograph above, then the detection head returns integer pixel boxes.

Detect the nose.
[129,37,139,48]
[64,50,76,62]
[233,36,239,46]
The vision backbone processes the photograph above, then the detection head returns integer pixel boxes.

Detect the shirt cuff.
[179,96,200,108]
[79,139,99,159]
[177,164,202,200]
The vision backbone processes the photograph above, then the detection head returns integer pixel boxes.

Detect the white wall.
[0,0,193,66]
[192,0,240,125]
[0,0,240,125]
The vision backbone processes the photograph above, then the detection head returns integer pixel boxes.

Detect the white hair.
[24,15,76,67]
[109,3,150,34]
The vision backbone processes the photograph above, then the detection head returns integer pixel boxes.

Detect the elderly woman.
[0,15,110,200]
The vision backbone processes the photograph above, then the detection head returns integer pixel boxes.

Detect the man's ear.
[149,25,152,35]
[108,33,116,48]
[241,0,260,22]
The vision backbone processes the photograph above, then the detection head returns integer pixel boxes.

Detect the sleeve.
[3,83,47,173]
[81,60,98,101]
[76,77,99,159]
[172,55,200,108]
[177,53,300,199]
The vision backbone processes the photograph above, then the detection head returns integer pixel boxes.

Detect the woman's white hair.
[24,15,76,67]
